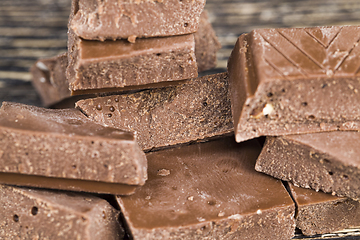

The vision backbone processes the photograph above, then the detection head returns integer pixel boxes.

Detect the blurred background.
[1,0,360,106]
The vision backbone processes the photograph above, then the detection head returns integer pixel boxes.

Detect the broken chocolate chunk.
[76,73,233,151]
[288,183,360,235]
[67,30,198,94]
[195,10,221,72]
[30,53,69,107]
[69,0,205,41]
[0,184,123,239]
[228,25,360,143]
[256,132,360,200]
[117,137,295,239]
[31,12,220,107]
[0,102,147,194]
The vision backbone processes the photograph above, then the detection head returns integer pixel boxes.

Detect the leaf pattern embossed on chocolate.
[254,26,360,80]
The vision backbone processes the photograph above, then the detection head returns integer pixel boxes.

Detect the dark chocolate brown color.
[256,132,360,200]
[67,30,197,93]
[288,183,360,235]
[0,184,123,239]
[76,73,233,151]
[117,137,295,239]
[228,25,360,142]
[69,0,205,41]
[0,102,147,194]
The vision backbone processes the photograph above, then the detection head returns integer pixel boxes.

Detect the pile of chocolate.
[1,1,360,239]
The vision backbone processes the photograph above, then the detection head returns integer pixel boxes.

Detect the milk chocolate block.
[288,183,360,235]
[76,73,233,151]
[228,25,360,143]
[67,31,197,94]
[116,137,295,240]
[255,131,360,200]
[195,10,221,72]
[0,102,147,195]
[30,53,70,107]
[69,0,205,41]
[0,185,123,239]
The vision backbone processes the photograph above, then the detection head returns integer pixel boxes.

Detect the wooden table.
[1,0,360,239]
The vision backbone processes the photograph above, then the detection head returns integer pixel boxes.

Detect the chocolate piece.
[0,102,147,194]
[30,53,69,107]
[227,26,360,143]
[255,131,360,200]
[117,137,295,240]
[67,31,197,94]
[32,13,219,106]
[69,0,205,41]
[288,183,360,235]
[0,184,123,239]
[195,10,221,72]
[76,73,233,151]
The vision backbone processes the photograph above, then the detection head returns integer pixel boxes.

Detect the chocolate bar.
[67,30,198,94]
[30,53,71,107]
[255,131,360,200]
[287,183,360,235]
[0,102,147,195]
[227,25,360,143]
[69,0,205,41]
[116,137,295,239]
[76,73,233,151]
[195,10,221,72]
[0,184,123,239]
[32,12,220,107]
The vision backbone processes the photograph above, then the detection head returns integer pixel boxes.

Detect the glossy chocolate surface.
[117,137,295,239]
[228,25,360,143]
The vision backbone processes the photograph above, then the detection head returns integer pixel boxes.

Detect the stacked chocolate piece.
[2,1,360,239]
[228,25,360,236]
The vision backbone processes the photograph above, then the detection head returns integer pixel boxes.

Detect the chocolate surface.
[69,0,205,41]
[76,73,233,151]
[32,13,220,106]
[67,31,198,93]
[30,53,69,107]
[0,184,123,239]
[0,102,147,193]
[288,183,360,235]
[117,137,295,239]
[255,131,360,200]
[195,10,221,72]
[227,25,360,143]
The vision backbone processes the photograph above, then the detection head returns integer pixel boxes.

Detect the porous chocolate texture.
[228,25,360,143]
[0,102,147,195]
[76,73,233,151]
[0,185,123,239]
[256,132,360,200]
[288,183,360,236]
[67,30,198,94]
[31,12,220,107]
[69,0,205,41]
[117,137,295,240]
